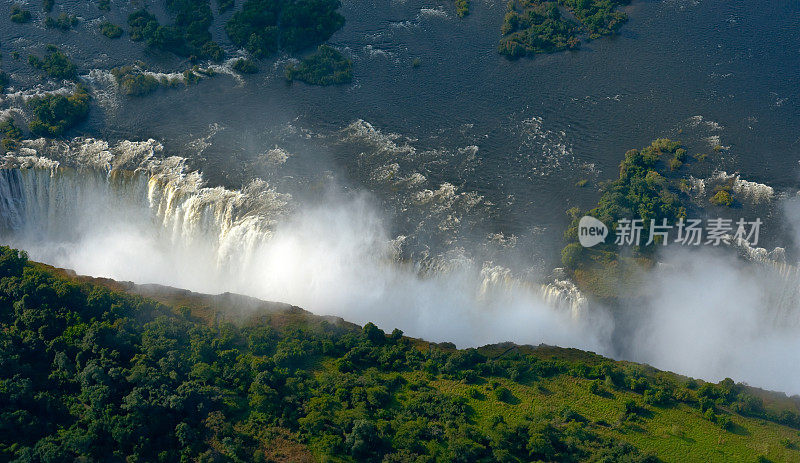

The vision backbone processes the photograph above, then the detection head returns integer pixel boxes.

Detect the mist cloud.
[7,162,800,395]
[628,247,800,394]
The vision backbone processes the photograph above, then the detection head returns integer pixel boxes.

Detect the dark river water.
[4,0,800,392]
[1,0,799,266]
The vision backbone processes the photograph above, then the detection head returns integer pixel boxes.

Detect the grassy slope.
[432,375,799,462]
[36,262,800,462]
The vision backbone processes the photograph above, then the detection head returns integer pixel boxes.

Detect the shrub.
[716,414,733,431]
[455,0,469,17]
[588,380,602,395]
[10,5,32,23]
[45,13,78,30]
[127,2,223,61]
[27,85,90,136]
[498,0,611,58]
[225,0,344,57]
[111,67,160,96]
[285,45,352,86]
[561,242,584,269]
[622,399,639,417]
[710,189,733,207]
[643,387,672,406]
[362,322,386,345]
[231,58,258,74]
[1,118,24,152]
[28,45,77,80]
[494,386,513,402]
[100,22,123,38]
[183,69,200,85]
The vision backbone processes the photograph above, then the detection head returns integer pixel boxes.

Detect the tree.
[362,322,386,345]
[345,420,382,458]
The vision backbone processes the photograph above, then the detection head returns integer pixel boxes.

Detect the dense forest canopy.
[1,246,799,462]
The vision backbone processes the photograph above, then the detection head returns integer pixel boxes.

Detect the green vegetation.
[183,68,201,84]
[561,139,694,299]
[127,0,224,61]
[43,0,54,12]
[285,45,352,86]
[111,66,161,96]
[99,21,123,38]
[1,246,800,462]
[44,13,78,31]
[500,1,581,57]
[10,4,32,23]
[97,0,110,11]
[564,139,689,252]
[110,65,210,95]
[561,0,629,39]
[499,0,630,58]
[710,189,734,207]
[225,0,345,57]
[28,45,77,80]
[232,57,259,74]
[127,10,160,42]
[0,118,23,152]
[455,0,469,17]
[27,85,90,136]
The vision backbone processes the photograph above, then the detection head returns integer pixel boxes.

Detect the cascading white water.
[0,137,604,353]
[0,141,289,272]
[0,169,24,231]
[7,137,800,393]
[539,278,588,320]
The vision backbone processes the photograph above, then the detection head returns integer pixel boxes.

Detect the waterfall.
[0,138,290,278]
[2,137,591,319]
[0,137,613,356]
[0,169,24,231]
[729,237,800,328]
[539,279,588,320]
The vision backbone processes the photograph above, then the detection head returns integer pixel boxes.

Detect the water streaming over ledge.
[9,137,800,392]
[0,137,594,345]
[0,139,289,270]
